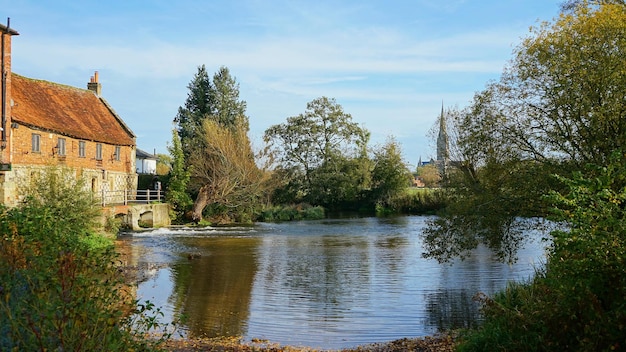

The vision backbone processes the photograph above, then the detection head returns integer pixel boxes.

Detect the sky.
[2,0,562,167]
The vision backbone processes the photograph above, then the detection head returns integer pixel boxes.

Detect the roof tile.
[11,74,135,145]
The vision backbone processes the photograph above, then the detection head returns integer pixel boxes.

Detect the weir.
[103,203,170,230]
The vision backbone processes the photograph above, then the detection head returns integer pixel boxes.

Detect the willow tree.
[424,2,626,262]
[189,120,270,222]
[172,65,258,222]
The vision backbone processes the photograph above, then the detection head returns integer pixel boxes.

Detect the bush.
[458,153,626,351]
[258,204,325,222]
[377,188,447,215]
[0,168,172,351]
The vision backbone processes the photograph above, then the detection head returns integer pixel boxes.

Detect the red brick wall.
[0,30,13,164]
[10,124,135,173]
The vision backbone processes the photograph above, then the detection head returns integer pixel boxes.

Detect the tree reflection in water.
[127,217,546,350]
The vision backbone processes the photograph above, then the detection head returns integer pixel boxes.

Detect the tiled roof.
[10,74,135,146]
[136,148,156,159]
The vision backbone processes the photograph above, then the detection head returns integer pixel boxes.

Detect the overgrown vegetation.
[459,153,626,351]
[376,188,447,216]
[0,168,172,351]
[424,1,626,260]
[257,204,326,222]
[442,2,626,350]
[168,71,428,223]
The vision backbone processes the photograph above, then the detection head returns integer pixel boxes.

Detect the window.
[31,134,40,153]
[96,143,103,160]
[114,146,121,161]
[57,138,66,156]
[78,141,86,158]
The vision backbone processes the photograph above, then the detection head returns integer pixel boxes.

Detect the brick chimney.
[1,18,19,156]
[87,71,101,96]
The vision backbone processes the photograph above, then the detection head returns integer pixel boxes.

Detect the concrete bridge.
[103,203,170,230]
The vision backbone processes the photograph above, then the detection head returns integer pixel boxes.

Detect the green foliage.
[425,2,626,262]
[211,66,249,130]
[189,120,270,223]
[258,204,325,222]
[173,65,257,223]
[307,155,371,210]
[22,167,102,237]
[166,128,193,223]
[377,188,448,215]
[459,152,626,351]
[369,137,413,205]
[0,169,173,351]
[264,98,411,212]
[416,163,441,188]
[174,64,214,160]
[264,97,372,210]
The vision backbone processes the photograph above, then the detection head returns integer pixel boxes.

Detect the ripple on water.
[126,216,550,350]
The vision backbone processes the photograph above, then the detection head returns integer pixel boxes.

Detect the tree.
[166,128,192,223]
[460,152,626,350]
[155,153,172,176]
[172,65,256,222]
[416,163,441,188]
[174,65,214,159]
[561,0,625,12]
[264,97,371,208]
[369,137,412,204]
[211,66,249,130]
[424,2,626,262]
[189,120,270,222]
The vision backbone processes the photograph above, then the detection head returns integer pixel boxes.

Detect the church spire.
[436,102,449,162]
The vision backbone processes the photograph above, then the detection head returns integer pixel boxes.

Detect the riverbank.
[162,333,457,352]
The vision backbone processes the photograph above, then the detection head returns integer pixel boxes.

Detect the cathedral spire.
[436,102,449,162]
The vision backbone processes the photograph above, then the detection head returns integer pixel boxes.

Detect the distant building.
[0,22,137,205]
[136,148,157,175]
[436,103,450,178]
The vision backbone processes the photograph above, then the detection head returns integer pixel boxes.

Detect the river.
[116,215,548,350]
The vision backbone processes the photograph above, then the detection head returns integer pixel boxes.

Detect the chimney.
[1,18,19,153]
[87,71,101,96]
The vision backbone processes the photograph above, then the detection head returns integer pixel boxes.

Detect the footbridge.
[100,189,171,230]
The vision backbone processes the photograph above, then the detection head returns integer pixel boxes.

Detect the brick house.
[0,22,137,206]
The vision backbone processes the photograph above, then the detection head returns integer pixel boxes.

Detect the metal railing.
[97,189,163,206]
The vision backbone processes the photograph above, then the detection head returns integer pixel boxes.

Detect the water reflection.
[120,216,547,350]
[424,289,481,331]
[169,236,260,337]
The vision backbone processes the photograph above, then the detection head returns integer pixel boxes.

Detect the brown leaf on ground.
[162,334,457,352]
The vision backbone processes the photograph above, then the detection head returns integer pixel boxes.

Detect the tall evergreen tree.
[166,128,192,223]
[212,66,249,130]
[172,65,258,222]
[174,65,214,159]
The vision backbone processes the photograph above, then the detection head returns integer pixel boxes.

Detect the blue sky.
[3,0,561,166]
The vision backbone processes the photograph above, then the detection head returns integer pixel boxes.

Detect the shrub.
[458,153,626,351]
[378,188,447,215]
[258,204,325,222]
[0,168,172,351]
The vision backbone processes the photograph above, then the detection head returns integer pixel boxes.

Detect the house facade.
[0,23,137,206]
[136,148,157,175]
